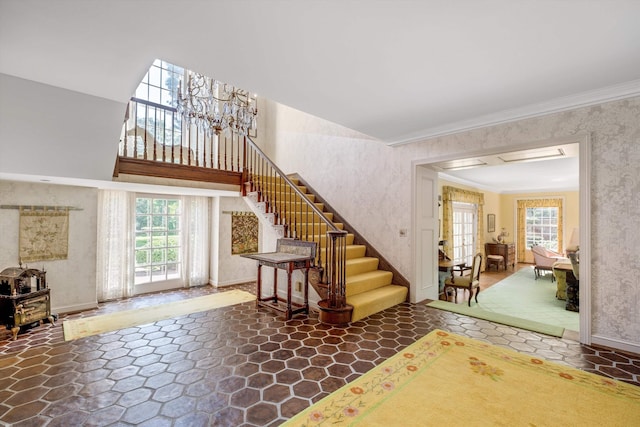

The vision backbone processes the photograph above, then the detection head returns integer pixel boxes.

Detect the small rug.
[63,290,255,341]
[426,300,565,337]
[283,329,640,426]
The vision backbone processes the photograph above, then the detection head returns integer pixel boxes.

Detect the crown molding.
[438,173,578,195]
[387,79,640,146]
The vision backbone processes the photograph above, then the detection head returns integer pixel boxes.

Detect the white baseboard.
[53,301,98,315]
[591,334,640,355]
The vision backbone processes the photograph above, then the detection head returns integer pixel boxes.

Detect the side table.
[241,239,317,320]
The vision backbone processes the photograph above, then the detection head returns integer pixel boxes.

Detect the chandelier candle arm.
[177,71,257,137]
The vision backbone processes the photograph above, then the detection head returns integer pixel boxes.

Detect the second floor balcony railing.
[117,98,246,184]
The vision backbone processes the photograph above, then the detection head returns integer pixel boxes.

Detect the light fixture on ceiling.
[498,147,565,163]
[177,72,257,136]
[434,158,488,171]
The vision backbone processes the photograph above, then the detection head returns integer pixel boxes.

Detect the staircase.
[115,99,408,322]
[245,172,408,323]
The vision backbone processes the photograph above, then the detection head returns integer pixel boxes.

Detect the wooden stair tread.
[346,285,408,322]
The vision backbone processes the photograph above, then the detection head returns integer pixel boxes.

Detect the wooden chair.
[484,243,506,271]
[444,253,483,307]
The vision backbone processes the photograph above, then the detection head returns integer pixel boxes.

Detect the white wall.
[210,196,259,287]
[263,96,640,352]
[0,180,261,311]
[0,74,125,181]
[0,181,98,313]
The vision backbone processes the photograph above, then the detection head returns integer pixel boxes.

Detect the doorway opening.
[412,135,590,344]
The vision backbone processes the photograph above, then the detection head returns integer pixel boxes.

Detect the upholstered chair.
[531,245,566,282]
[444,253,483,307]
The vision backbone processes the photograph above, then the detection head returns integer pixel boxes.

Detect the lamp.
[177,72,257,136]
[566,227,579,253]
[496,228,509,243]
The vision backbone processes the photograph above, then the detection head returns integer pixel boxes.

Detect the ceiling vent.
[434,158,488,171]
[498,147,565,163]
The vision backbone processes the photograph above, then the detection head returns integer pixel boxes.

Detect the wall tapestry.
[19,207,69,262]
[231,212,258,255]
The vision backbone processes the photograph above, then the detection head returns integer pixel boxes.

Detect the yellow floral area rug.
[283,329,640,426]
[62,290,255,341]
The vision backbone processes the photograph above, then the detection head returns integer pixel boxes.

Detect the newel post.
[317,230,353,324]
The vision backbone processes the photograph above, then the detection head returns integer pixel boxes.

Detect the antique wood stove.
[0,265,56,340]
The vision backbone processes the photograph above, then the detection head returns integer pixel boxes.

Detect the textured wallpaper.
[0,181,99,313]
[263,97,640,347]
[211,196,260,287]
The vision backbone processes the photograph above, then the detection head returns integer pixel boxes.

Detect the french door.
[452,202,477,267]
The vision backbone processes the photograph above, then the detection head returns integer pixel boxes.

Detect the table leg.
[272,268,278,303]
[303,265,309,314]
[256,264,263,307]
[286,263,293,320]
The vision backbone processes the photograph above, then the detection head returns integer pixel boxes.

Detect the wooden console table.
[241,239,317,320]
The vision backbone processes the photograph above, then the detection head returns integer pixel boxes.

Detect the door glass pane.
[134,196,182,285]
[452,202,476,267]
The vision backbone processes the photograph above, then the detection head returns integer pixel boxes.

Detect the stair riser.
[345,271,393,296]
[262,190,315,203]
[346,259,380,277]
[301,234,355,246]
[266,183,308,194]
[286,211,334,221]
[252,176,299,186]
[289,223,343,234]
[320,245,367,261]
[347,285,408,322]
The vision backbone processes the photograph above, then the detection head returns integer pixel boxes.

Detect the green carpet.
[479,267,579,331]
[427,300,565,337]
[428,267,578,337]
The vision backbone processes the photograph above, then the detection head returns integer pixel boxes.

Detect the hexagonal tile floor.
[0,283,639,426]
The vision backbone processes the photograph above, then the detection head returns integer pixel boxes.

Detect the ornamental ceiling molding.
[387,79,640,146]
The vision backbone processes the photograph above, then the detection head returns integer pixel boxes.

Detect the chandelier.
[176,72,257,136]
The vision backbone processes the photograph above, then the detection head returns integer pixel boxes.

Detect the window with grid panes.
[132,59,184,150]
[525,207,559,251]
[134,196,182,285]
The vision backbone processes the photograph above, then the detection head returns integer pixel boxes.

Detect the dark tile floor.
[1,283,639,426]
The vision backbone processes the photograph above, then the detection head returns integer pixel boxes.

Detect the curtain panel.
[96,190,135,301]
[442,186,485,259]
[516,198,564,262]
[182,195,210,287]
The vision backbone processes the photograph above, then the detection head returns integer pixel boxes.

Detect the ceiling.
[1,1,640,146]
[434,144,579,193]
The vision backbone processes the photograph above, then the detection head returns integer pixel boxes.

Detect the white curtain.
[182,195,210,287]
[96,190,135,301]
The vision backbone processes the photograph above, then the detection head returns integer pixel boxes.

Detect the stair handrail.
[244,136,339,232]
[243,136,351,320]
